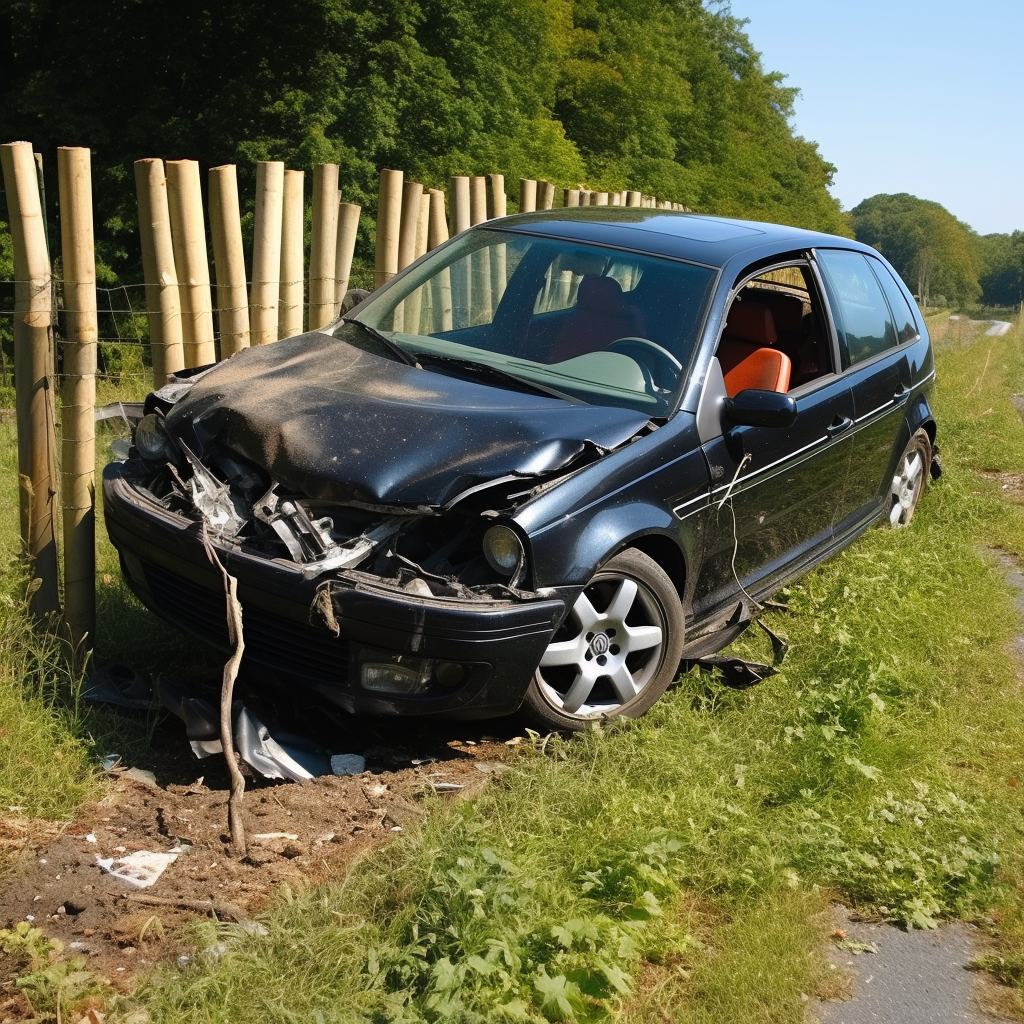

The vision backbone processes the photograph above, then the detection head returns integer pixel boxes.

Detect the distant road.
[985,321,1012,336]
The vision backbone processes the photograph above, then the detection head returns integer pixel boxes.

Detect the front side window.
[816,249,897,366]
[348,229,716,416]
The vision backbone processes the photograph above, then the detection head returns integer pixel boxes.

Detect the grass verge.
[5,316,1024,1021]
[96,316,1024,1022]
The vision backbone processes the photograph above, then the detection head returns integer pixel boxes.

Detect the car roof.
[490,208,870,268]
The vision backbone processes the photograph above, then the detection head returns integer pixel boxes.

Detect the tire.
[888,428,931,527]
[522,548,685,731]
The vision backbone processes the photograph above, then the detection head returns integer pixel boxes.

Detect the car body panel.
[102,210,938,723]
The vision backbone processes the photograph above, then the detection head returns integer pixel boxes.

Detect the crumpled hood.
[165,329,651,507]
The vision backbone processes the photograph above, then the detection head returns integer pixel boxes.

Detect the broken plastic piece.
[82,665,155,710]
[330,754,366,776]
[96,846,185,888]
[234,708,331,781]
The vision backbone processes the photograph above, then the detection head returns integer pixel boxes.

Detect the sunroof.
[631,216,764,242]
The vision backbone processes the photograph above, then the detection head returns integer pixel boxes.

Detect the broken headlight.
[134,413,176,464]
[482,524,524,576]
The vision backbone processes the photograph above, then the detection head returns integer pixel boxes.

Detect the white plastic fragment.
[330,753,366,776]
[96,845,186,888]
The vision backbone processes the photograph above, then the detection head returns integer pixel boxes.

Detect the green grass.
[6,317,1024,1021]
[100,317,1024,1023]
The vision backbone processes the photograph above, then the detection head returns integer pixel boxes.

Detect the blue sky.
[723,0,1024,235]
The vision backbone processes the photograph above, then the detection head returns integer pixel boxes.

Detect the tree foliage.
[0,0,849,277]
[850,193,982,308]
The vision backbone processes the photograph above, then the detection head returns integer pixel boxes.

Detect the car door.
[692,261,856,616]
[813,249,914,535]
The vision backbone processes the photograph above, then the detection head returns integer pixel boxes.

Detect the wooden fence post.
[135,158,185,386]
[538,180,555,210]
[448,176,471,234]
[519,178,537,213]
[334,202,361,306]
[398,181,423,270]
[414,192,430,260]
[427,188,449,250]
[208,165,250,357]
[427,188,452,329]
[56,146,96,646]
[166,160,216,367]
[595,192,609,206]
[486,174,506,219]
[374,168,404,289]
[564,188,580,207]
[250,161,284,344]
[308,163,338,330]
[469,176,488,225]
[279,169,305,338]
[1,142,60,619]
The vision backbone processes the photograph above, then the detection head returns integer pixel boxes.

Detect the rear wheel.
[522,549,684,731]
[889,429,931,527]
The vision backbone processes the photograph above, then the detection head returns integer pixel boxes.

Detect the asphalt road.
[816,911,1004,1024]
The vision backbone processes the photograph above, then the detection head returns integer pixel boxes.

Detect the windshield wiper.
[343,318,421,367]
[410,351,579,402]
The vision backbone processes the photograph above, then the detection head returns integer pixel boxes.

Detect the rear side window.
[816,249,897,366]
[869,258,921,344]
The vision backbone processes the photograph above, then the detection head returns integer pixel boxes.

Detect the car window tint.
[817,249,898,365]
[868,258,920,344]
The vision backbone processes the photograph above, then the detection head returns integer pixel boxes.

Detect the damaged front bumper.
[103,464,567,718]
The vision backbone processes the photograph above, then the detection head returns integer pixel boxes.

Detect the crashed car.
[103,209,938,730]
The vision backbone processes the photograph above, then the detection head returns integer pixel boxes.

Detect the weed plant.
[112,320,1024,1022]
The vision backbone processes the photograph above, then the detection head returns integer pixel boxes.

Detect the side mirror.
[723,389,798,428]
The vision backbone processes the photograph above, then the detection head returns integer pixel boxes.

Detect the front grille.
[143,563,350,686]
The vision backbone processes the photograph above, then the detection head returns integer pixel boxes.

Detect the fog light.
[359,651,434,694]
[434,661,465,688]
[482,524,524,576]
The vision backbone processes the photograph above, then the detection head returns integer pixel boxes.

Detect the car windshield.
[343,228,716,416]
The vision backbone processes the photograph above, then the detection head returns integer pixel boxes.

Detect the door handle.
[826,415,853,438]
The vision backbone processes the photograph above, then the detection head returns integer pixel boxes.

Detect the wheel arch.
[620,532,688,609]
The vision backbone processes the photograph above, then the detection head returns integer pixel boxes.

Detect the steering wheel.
[606,337,683,392]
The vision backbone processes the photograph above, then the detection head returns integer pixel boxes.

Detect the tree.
[850,194,981,308]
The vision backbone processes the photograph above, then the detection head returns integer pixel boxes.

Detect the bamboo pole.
[166,160,216,367]
[279,169,304,338]
[308,163,338,330]
[250,161,284,344]
[519,178,537,213]
[334,202,361,305]
[56,147,96,646]
[1,143,60,618]
[486,174,506,219]
[135,158,185,386]
[398,181,423,270]
[208,165,250,358]
[374,168,403,289]
[538,180,555,210]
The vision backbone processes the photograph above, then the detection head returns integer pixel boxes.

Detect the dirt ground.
[0,673,524,1005]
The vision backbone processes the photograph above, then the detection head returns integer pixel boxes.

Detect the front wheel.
[889,429,931,527]
[521,549,684,732]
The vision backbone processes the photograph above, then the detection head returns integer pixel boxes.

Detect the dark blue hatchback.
[104,210,937,730]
